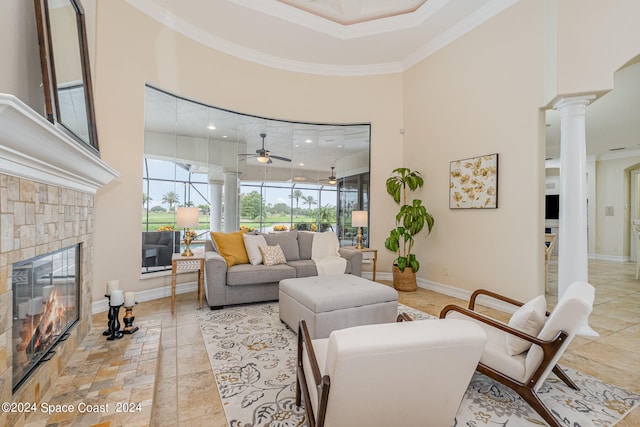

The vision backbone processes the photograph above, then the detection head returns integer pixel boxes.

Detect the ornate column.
[554,95,597,336]
[223,171,240,232]
[209,179,223,232]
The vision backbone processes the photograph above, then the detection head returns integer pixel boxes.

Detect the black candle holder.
[103,294,112,336]
[106,304,124,341]
[122,303,139,335]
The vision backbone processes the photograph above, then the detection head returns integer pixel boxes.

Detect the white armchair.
[440,281,595,427]
[295,317,487,427]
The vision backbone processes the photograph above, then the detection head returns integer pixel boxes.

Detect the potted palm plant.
[384,168,434,291]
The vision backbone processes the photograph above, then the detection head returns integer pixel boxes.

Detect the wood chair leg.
[519,386,562,427]
[552,365,579,390]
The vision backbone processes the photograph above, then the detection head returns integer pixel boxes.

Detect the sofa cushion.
[226,263,296,286]
[297,231,314,260]
[211,230,249,267]
[260,244,287,266]
[157,232,173,245]
[286,259,317,278]
[263,230,300,261]
[243,234,268,265]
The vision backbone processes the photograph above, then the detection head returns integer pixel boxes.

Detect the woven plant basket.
[392,266,417,292]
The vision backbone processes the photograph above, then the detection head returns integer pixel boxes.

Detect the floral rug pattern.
[197,302,639,427]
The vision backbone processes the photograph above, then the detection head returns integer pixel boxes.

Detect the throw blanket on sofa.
[312,231,347,276]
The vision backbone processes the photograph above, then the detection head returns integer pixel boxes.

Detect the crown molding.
[127,0,516,76]
[0,94,118,194]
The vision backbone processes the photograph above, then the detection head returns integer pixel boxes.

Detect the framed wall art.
[449,153,498,209]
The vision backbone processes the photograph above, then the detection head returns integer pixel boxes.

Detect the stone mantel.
[0,93,118,193]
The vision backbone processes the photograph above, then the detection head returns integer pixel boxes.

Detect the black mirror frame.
[34,0,99,152]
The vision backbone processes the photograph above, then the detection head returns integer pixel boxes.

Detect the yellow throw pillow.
[211,230,249,267]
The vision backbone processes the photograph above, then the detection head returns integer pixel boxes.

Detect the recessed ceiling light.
[207,124,216,130]
[305,139,312,143]
[223,135,227,138]
[299,163,305,166]
[294,144,299,147]
[337,145,343,148]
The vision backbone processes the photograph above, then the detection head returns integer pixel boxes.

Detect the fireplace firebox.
[12,245,80,392]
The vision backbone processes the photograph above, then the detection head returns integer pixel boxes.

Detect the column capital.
[553,94,596,111]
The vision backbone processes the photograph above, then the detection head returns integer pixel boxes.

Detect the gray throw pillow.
[263,230,300,261]
[297,231,314,260]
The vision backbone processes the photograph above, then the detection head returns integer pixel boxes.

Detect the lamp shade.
[351,210,368,227]
[177,207,199,228]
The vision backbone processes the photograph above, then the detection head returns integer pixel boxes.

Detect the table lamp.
[177,207,199,256]
[351,210,368,249]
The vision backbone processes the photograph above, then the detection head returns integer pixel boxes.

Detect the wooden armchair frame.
[440,289,578,427]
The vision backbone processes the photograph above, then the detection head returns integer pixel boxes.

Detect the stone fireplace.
[0,94,117,425]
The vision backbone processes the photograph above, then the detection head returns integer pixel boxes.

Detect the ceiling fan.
[319,166,338,185]
[239,133,292,164]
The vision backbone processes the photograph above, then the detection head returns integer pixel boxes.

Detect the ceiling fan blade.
[269,154,292,162]
[238,153,257,157]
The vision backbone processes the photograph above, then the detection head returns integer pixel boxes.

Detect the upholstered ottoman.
[279,274,398,338]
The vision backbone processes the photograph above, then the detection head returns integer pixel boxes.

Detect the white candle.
[42,285,55,301]
[110,289,124,306]
[30,297,43,315]
[106,280,119,296]
[18,302,29,319]
[124,292,136,307]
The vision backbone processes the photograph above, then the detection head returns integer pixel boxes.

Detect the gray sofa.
[204,230,362,309]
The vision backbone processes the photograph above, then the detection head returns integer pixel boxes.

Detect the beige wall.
[556,0,640,98]
[595,156,640,258]
[91,0,403,303]
[402,0,547,300]
[91,0,640,305]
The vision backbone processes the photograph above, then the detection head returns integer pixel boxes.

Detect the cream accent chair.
[295,317,487,427]
[440,281,595,427]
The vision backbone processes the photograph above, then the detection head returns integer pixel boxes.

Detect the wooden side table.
[171,252,205,314]
[345,247,377,281]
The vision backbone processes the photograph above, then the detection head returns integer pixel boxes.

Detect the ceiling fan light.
[257,156,270,163]
[329,179,337,185]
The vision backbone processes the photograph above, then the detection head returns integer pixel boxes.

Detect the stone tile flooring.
[23,320,161,427]
[62,258,640,426]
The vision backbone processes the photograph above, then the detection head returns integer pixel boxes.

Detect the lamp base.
[356,227,364,249]
[181,232,193,256]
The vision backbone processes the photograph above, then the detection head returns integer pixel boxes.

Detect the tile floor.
[89,258,640,426]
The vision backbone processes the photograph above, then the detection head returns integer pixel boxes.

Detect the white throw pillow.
[243,234,268,265]
[506,294,547,356]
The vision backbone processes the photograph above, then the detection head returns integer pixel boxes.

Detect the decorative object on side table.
[351,210,368,249]
[384,168,434,292]
[122,291,139,335]
[103,279,119,336]
[177,207,199,256]
[107,289,124,340]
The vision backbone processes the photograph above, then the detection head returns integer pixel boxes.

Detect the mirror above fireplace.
[34,0,99,152]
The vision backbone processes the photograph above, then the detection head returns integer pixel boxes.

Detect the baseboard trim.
[588,254,630,262]
[376,271,517,314]
[92,281,198,314]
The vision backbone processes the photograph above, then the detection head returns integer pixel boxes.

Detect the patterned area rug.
[197,302,639,427]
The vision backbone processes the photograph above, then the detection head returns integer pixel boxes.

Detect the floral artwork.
[450,153,498,209]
